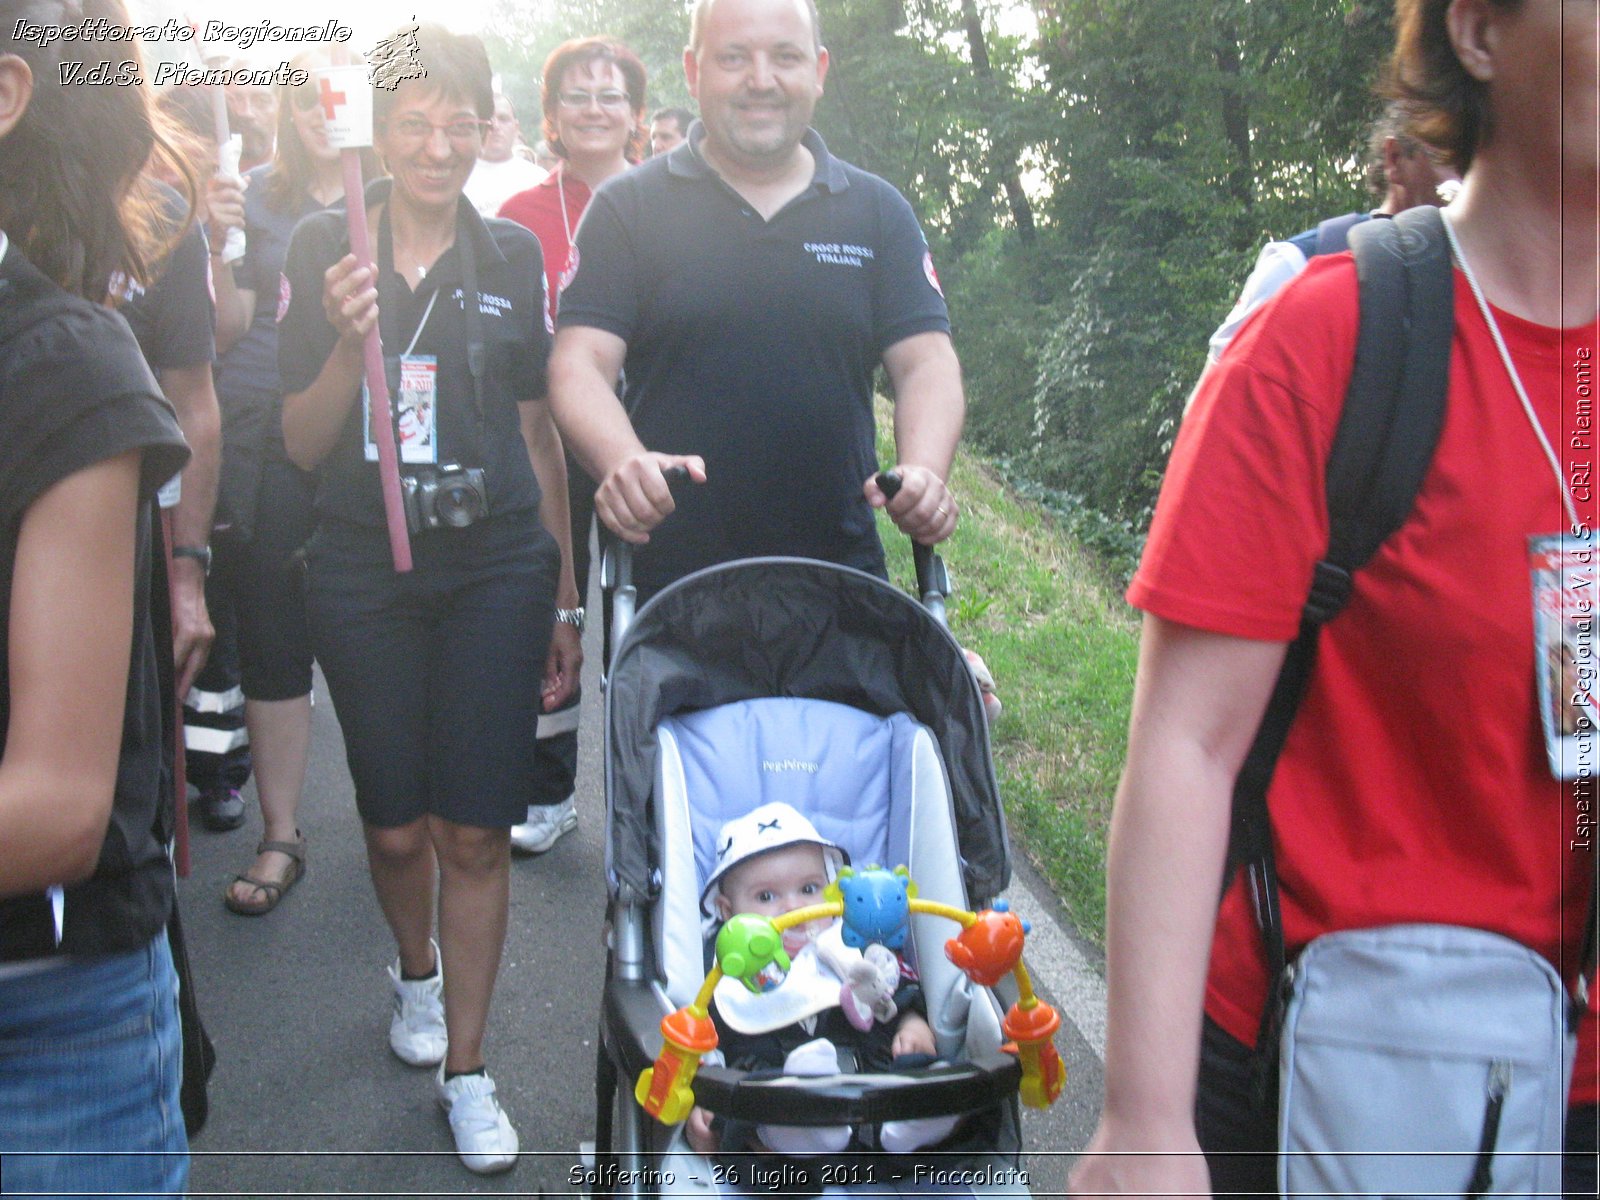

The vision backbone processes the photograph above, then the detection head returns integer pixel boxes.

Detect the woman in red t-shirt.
[1069,2,1598,1197]
[496,38,648,852]
[499,38,647,320]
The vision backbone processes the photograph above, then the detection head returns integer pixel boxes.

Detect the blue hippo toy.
[825,865,917,951]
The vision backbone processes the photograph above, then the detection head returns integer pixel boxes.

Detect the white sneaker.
[509,795,576,855]
[387,942,447,1067]
[436,1066,519,1174]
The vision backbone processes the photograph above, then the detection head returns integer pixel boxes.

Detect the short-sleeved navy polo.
[120,181,216,373]
[278,179,552,529]
[556,127,950,587]
[216,163,333,415]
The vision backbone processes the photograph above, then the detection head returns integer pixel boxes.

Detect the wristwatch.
[172,544,212,576]
[555,607,586,633]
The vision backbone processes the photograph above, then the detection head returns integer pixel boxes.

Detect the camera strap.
[456,219,488,424]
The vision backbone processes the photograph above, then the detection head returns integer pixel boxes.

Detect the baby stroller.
[593,531,1057,1198]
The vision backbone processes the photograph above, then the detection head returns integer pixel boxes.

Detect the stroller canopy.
[605,558,1010,904]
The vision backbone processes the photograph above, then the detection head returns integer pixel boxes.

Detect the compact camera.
[401,464,490,533]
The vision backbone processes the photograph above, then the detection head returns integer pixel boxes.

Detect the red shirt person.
[496,37,648,855]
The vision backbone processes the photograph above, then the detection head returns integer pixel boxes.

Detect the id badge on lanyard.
[363,285,441,465]
[363,354,438,464]
[1530,531,1600,779]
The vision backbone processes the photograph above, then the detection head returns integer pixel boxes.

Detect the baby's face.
[717,843,832,954]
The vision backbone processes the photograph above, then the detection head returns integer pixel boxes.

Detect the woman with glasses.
[498,37,647,853]
[0,2,192,1191]
[278,23,581,1174]
[201,50,378,917]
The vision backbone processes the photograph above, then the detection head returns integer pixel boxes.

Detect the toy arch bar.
[635,866,1066,1126]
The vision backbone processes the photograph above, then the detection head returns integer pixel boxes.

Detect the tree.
[1002,0,1394,522]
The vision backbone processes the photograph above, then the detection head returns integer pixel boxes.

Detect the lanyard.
[376,201,487,421]
[557,166,576,270]
[1440,210,1580,531]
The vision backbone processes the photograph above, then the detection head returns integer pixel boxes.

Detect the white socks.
[753,1038,961,1155]
[879,1112,961,1152]
[756,1039,852,1155]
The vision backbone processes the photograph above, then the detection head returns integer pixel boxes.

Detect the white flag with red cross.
[310,66,374,149]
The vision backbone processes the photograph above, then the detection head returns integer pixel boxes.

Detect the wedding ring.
[936,504,950,517]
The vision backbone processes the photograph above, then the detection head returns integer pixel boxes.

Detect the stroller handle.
[601,466,693,669]
[602,468,953,667]
[874,471,950,626]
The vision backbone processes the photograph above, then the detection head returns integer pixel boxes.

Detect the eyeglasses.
[556,89,631,111]
[290,84,322,113]
[385,117,489,147]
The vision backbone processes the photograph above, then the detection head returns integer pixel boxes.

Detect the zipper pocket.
[1465,1059,1511,1199]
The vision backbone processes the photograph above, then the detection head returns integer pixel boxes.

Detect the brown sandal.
[223,837,307,916]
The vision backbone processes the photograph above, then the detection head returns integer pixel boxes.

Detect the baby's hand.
[892,1010,936,1057]
[685,1106,719,1155]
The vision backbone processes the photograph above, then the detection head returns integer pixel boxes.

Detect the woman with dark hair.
[1069,1,1596,1197]
[199,50,378,916]
[279,23,581,1174]
[0,1,193,1192]
[498,36,647,853]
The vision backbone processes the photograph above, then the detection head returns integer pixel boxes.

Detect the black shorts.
[210,456,317,702]
[304,510,558,829]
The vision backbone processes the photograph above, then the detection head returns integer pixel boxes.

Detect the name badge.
[364,354,439,465]
[1531,532,1600,779]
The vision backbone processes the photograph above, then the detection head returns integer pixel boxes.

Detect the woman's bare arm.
[0,450,142,896]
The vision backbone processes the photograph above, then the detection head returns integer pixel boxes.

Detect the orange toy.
[635,1006,719,1125]
[1003,994,1065,1109]
[944,901,1028,987]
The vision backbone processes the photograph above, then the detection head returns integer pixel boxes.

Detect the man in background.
[224,65,277,173]
[1208,102,1458,362]
[465,92,548,219]
[648,106,693,156]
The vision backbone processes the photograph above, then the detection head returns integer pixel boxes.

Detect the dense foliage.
[480,0,1396,554]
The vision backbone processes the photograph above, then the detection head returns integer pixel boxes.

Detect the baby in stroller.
[685,803,962,1157]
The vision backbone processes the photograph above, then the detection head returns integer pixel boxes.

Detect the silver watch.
[555,606,586,632]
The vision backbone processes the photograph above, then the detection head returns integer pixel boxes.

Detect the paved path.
[180,607,1106,1197]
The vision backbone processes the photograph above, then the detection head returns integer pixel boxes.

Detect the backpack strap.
[1226,205,1453,1095]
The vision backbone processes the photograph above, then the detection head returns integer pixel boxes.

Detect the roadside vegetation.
[876,408,1136,947]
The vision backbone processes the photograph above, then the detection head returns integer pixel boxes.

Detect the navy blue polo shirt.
[557,126,950,588]
[217,164,337,421]
[120,181,216,373]
[278,179,551,529]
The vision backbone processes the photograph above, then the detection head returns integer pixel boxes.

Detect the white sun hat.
[699,801,849,919]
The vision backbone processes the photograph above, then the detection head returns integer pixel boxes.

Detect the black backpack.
[1224,204,1454,1061]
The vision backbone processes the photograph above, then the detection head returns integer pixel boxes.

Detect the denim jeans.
[0,933,189,1198]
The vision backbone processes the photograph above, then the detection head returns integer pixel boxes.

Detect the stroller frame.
[591,545,1029,1197]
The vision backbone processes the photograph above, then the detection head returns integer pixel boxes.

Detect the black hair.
[0,0,192,300]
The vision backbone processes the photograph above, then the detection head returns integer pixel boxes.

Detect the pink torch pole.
[318,56,412,571]
[342,152,413,572]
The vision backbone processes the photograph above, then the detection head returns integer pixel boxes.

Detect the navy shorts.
[210,456,317,702]
[304,510,558,829]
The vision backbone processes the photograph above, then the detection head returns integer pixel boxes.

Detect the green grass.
[874,402,1137,946]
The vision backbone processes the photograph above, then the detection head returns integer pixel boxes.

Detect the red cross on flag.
[312,65,373,149]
